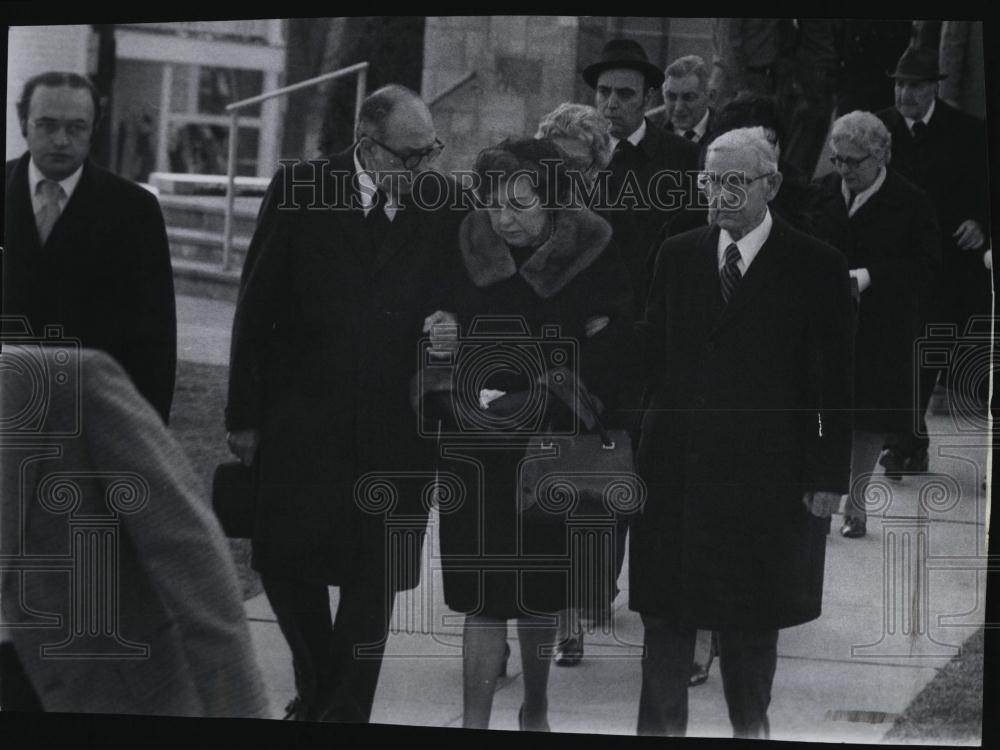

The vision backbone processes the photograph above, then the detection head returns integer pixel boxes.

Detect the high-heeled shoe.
[518,705,550,732]
[553,633,584,666]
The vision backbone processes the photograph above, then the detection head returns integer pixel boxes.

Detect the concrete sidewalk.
[177,294,990,743]
[242,421,989,743]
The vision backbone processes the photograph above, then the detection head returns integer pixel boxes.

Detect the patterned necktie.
[35,179,65,246]
[720,242,742,304]
[683,129,697,141]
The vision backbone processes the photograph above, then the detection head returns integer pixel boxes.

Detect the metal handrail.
[221,62,370,269]
[428,71,477,106]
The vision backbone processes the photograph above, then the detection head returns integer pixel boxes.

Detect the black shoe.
[840,517,867,538]
[283,695,310,721]
[498,641,511,679]
[879,448,906,480]
[553,633,584,667]
[880,448,929,480]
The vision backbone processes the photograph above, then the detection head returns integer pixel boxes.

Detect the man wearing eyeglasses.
[660,55,715,144]
[226,84,460,723]
[632,127,853,738]
[3,71,176,424]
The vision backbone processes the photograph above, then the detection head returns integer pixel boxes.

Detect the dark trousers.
[638,616,778,738]
[260,570,393,723]
[0,643,43,711]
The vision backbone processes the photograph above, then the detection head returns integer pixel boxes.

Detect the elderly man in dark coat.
[876,47,991,476]
[630,127,854,738]
[811,111,940,538]
[225,84,460,723]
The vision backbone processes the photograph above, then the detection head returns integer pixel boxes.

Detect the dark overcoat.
[225,149,462,589]
[629,213,854,630]
[877,100,991,328]
[603,118,702,303]
[811,169,940,432]
[424,207,635,618]
[3,153,176,423]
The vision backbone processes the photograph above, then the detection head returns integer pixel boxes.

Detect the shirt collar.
[691,108,711,141]
[904,98,936,132]
[841,166,887,217]
[352,145,397,220]
[717,208,773,274]
[609,118,647,152]
[28,156,83,203]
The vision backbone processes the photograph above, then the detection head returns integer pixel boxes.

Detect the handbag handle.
[540,383,616,450]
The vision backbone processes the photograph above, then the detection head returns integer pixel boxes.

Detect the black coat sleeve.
[120,186,177,424]
[224,166,291,432]
[801,243,855,494]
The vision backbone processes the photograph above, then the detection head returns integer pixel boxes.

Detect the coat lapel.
[5,154,42,258]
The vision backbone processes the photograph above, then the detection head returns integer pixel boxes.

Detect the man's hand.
[953,220,986,250]
[802,490,842,518]
[423,310,459,359]
[227,429,260,467]
[983,248,992,270]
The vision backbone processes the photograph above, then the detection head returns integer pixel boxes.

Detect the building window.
[166,63,263,175]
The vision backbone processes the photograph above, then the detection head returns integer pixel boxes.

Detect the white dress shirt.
[29,157,83,216]
[717,208,773,276]
[841,166,887,218]
[608,118,647,153]
[353,146,398,221]
[904,98,936,134]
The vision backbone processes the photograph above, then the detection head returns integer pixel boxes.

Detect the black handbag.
[211,461,256,539]
[518,385,643,517]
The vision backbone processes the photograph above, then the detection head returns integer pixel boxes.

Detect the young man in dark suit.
[226,84,461,724]
[3,71,176,424]
[875,47,991,477]
[631,127,854,738]
[584,39,702,304]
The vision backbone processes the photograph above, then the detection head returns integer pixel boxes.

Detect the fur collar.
[458,208,612,299]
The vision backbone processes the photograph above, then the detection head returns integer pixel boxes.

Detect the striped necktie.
[35,179,65,246]
[720,242,742,304]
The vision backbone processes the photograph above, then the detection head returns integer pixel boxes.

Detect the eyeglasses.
[697,171,775,191]
[829,154,872,169]
[30,118,91,138]
[361,134,444,170]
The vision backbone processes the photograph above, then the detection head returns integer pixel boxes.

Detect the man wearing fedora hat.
[876,45,990,479]
[583,38,701,305]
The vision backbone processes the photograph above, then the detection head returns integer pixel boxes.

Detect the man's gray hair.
[706,126,779,175]
[830,110,892,164]
[535,102,613,170]
[355,84,422,141]
[664,54,709,90]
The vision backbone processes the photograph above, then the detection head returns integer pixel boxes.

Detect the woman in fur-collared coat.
[420,138,634,731]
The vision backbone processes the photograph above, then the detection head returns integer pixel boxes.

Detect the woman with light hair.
[535,103,634,669]
[811,111,940,539]
[535,102,613,188]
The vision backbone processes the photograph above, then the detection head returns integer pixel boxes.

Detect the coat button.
[687,452,700,465]
[694,396,707,407]
[704,342,715,354]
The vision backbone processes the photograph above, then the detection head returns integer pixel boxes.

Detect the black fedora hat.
[583,38,664,89]
[887,46,948,82]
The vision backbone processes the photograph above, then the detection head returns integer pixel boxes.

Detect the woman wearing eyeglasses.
[810,111,940,538]
[417,138,634,731]
[533,103,635,669]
